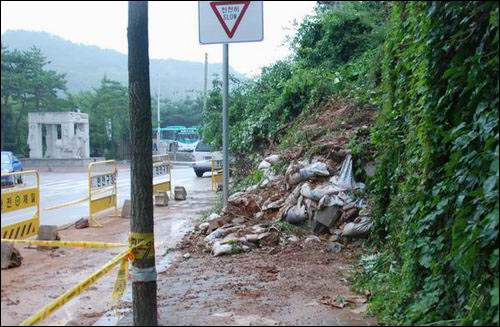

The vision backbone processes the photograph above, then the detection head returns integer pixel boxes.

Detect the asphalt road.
[1,165,203,227]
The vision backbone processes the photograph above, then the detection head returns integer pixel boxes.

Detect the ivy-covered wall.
[362,2,499,325]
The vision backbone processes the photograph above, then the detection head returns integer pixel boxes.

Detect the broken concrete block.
[174,186,187,201]
[121,199,131,218]
[1,243,22,269]
[154,192,169,206]
[37,225,60,241]
[314,206,341,229]
[37,225,60,250]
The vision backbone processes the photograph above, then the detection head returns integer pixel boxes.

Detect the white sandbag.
[343,216,373,238]
[285,201,307,225]
[331,154,356,190]
[318,194,345,208]
[300,183,339,201]
[288,162,330,185]
[264,154,281,164]
[212,242,235,256]
[258,160,272,170]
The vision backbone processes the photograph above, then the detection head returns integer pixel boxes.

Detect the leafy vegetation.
[202,2,388,156]
[356,2,499,325]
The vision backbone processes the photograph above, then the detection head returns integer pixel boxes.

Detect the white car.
[192,142,222,177]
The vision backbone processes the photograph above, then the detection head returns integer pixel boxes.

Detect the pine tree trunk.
[127,2,158,326]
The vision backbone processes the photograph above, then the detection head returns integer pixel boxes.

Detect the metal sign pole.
[222,43,229,206]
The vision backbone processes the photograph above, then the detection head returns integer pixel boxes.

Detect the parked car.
[192,142,222,177]
[1,151,24,187]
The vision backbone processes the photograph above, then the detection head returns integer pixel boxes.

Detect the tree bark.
[127,2,158,326]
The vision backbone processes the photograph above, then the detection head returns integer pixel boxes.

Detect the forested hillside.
[1,30,244,98]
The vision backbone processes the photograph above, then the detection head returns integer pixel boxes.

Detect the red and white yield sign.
[198,1,263,44]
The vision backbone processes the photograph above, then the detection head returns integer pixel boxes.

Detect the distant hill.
[1,30,244,99]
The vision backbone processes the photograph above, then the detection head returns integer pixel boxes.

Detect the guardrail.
[152,154,172,196]
[88,160,118,227]
[1,170,40,239]
[211,159,223,191]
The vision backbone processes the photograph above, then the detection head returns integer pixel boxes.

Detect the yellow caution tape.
[20,247,133,326]
[1,239,127,249]
[129,232,155,259]
[43,197,89,211]
[112,256,129,301]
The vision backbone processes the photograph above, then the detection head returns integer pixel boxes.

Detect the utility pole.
[157,74,161,153]
[127,2,158,326]
[203,52,208,111]
[222,44,229,206]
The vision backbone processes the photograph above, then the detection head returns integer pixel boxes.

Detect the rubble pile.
[193,99,376,257]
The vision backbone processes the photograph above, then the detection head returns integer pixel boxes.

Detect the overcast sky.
[1,1,315,76]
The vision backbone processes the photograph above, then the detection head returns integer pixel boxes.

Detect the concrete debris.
[121,200,131,218]
[314,206,341,229]
[154,192,169,206]
[37,225,60,246]
[1,243,22,269]
[287,235,300,243]
[183,253,192,260]
[174,186,187,201]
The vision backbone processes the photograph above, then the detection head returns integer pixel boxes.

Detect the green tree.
[68,77,129,159]
[0,46,66,154]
